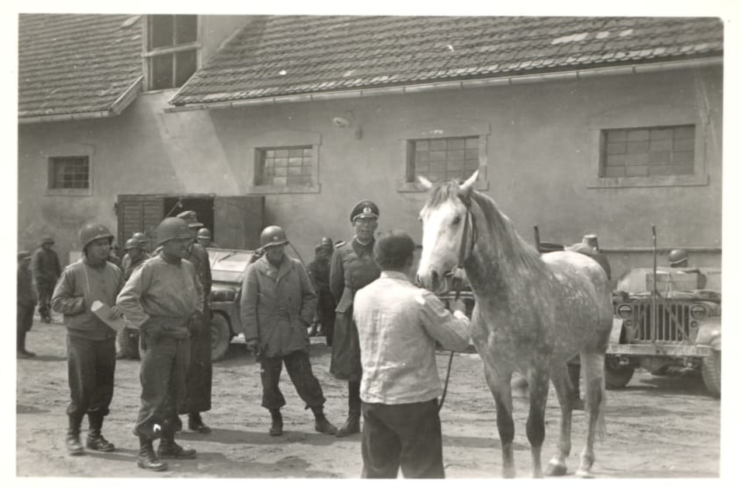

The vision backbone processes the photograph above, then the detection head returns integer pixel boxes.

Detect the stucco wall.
[18,66,722,283]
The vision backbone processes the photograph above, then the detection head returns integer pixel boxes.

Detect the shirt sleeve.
[239,265,260,342]
[329,248,344,302]
[417,290,471,352]
[50,268,86,315]
[116,263,151,328]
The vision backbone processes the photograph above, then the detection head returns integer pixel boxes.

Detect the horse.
[416,170,613,478]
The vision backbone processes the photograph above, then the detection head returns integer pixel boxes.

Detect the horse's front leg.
[483,364,515,478]
[545,362,573,476]
[526,366,550,478]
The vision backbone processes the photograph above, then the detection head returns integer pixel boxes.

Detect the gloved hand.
[246,339,260,356]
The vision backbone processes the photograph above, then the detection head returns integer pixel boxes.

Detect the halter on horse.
[416,170,613,478]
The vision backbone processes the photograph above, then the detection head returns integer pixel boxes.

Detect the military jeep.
[207,248,256,361]
[606,267,721,397]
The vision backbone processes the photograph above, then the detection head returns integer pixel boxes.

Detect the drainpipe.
[165,56,721,113]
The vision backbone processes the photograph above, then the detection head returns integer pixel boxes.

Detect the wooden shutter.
[213,196,265,250]
[117,195,165,253]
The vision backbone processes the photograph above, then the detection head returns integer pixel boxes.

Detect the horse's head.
[417,170,479,293]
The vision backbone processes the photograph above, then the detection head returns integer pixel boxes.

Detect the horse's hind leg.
[483,364,516,478]
[577,350,606,478]
[525,367,550,478]
[545,362,573,476]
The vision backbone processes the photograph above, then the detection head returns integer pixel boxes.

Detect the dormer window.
[145,15,199,91]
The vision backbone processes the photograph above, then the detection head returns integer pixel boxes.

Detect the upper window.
[48,156,89,190]
[146,15,198,91]
[256,146,314,187]
[600,125,696,178]
[407,136,479,183]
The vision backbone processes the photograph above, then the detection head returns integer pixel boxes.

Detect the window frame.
[245,130,322,195]
[43,143,95,197]
[142,15,201,92]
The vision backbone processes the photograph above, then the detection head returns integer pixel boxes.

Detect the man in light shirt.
[353,231,471,479]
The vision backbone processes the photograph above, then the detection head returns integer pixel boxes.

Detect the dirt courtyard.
[16,318,720,479]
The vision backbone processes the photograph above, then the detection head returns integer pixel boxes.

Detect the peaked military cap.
[350,200,380,222]
[176,210,203,229]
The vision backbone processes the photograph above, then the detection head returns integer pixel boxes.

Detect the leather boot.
[86,413,115,452]
[188,412,211,434]
[66,415,84,456]
[311,406,338,435]
[157,433,197,459]
[269,409,283,436]
[336,381,361,437]
[568,363,584,411]
[137,437,168,471]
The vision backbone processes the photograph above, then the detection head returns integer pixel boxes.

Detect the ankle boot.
[86,413,115,452]
[137,437,168,471]
[188,412,211,434]
[66,415,84,456]
[269,409,283,436]
[311,406,338,435]
[157,434,197,459]
[337,381,361,437]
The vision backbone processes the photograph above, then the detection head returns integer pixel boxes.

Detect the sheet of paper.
[91,300,135,332]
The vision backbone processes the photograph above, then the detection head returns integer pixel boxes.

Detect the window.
[256,146,314,187]
[407,136,479,183]
[48,156,89,189]
[146,15,198,90]
[601,125,696,178]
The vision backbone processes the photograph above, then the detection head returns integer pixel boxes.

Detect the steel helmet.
[132,232,149,243]
[124,238,140,250]
[260,226,288,248]
[197,228,212,239]
[668,249,689,265]
[79,223,114,250]
[156,217,193,246]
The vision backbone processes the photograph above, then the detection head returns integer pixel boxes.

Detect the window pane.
[151,54,174,90]
[49,157,89,189]
[175,49,197,87]
[257,146,313,186]
[150,15,174,49]
[601,125,695,178]
[409,136,479,182]
[175,15,198,44]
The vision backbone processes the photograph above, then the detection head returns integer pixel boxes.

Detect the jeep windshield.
[207,249,255,283]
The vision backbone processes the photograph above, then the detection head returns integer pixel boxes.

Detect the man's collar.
[380,270,409,281]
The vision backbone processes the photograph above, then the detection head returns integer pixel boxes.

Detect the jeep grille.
[629,302,693,343]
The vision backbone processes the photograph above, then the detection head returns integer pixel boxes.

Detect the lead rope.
[438,206,472,412]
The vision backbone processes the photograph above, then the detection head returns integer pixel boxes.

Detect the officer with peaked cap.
[51,223,125,456]
[329,200,382,437]
[31,235,61,323]
[174,210,214,433]
[117,217,203,471]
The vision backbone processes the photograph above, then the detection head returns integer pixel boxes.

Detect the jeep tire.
[605,356,635,390]
[701,350,721,398]
[211,312,232,362]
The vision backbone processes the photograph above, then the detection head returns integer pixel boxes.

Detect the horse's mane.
[423,180,544,273]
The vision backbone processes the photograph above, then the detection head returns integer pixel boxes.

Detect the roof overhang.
[19,76,143,124]
[166,57,722,114]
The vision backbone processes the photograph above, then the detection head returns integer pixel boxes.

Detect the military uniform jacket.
[240,255,317,358]
[31,247,61,285]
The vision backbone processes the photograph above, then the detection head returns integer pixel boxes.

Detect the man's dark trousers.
[135,333,190,440]
[37,281,54,319]
[259,350,325,410]
[66,335,116,424]
[361,399,444,479]
[17,305,34,351]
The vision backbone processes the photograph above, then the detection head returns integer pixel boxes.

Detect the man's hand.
[246,339,260,356]
[108,305,124,321]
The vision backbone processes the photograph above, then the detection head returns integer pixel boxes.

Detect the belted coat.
[240,254,317,358]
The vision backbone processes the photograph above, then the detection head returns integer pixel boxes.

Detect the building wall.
[18,66,722,284]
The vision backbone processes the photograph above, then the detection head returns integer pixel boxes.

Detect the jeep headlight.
[690,305,708,320]
[616,304,633,319]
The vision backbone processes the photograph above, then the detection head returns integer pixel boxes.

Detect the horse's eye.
[452,216,461,225]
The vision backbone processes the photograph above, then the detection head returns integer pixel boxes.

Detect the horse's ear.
[417,175,433,190]
[459,170,479,196]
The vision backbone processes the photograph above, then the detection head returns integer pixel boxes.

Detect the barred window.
[601,125,695,178]
[49,156,90,189]
[256,146,314,187]
[146,15,198,90]
[407,136,479,183]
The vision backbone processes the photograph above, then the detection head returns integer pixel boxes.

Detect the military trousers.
[259,350,326,410]
[135,333,190,440]
[361,399,444,479]
[66,335,116,423]
[36,281,54,319]
[17,305,34,351]
[180,309,212,414]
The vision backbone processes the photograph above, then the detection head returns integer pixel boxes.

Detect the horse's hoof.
[545,462,567,477]
[575,468,595,479]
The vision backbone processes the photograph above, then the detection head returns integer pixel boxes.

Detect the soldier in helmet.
[115,238,150,360]
[668,249,689,268]
[31,236,62,323]
[196,227,219,248]
[240,226,338,437]
[51,223,124,456]
[122,233,152,272]
[174,210,214,434]
[117,217,203,471]
[330,200,382,437]
[307,237,336,344]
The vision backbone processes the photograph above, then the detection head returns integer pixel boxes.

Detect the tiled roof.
[19,14,143,120]
[171,16,723,106]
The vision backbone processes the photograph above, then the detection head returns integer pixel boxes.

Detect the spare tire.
[701,351,721,398]
[605,356,634,389]
[210,312,232,362]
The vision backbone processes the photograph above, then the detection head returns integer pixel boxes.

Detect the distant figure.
[108,243,122,269]
[31,236,61,323]
[122,232,152,272]
[668,249,689,268]
[196,228,219,248]
[307,237,336,345]
[17,251,37,358]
